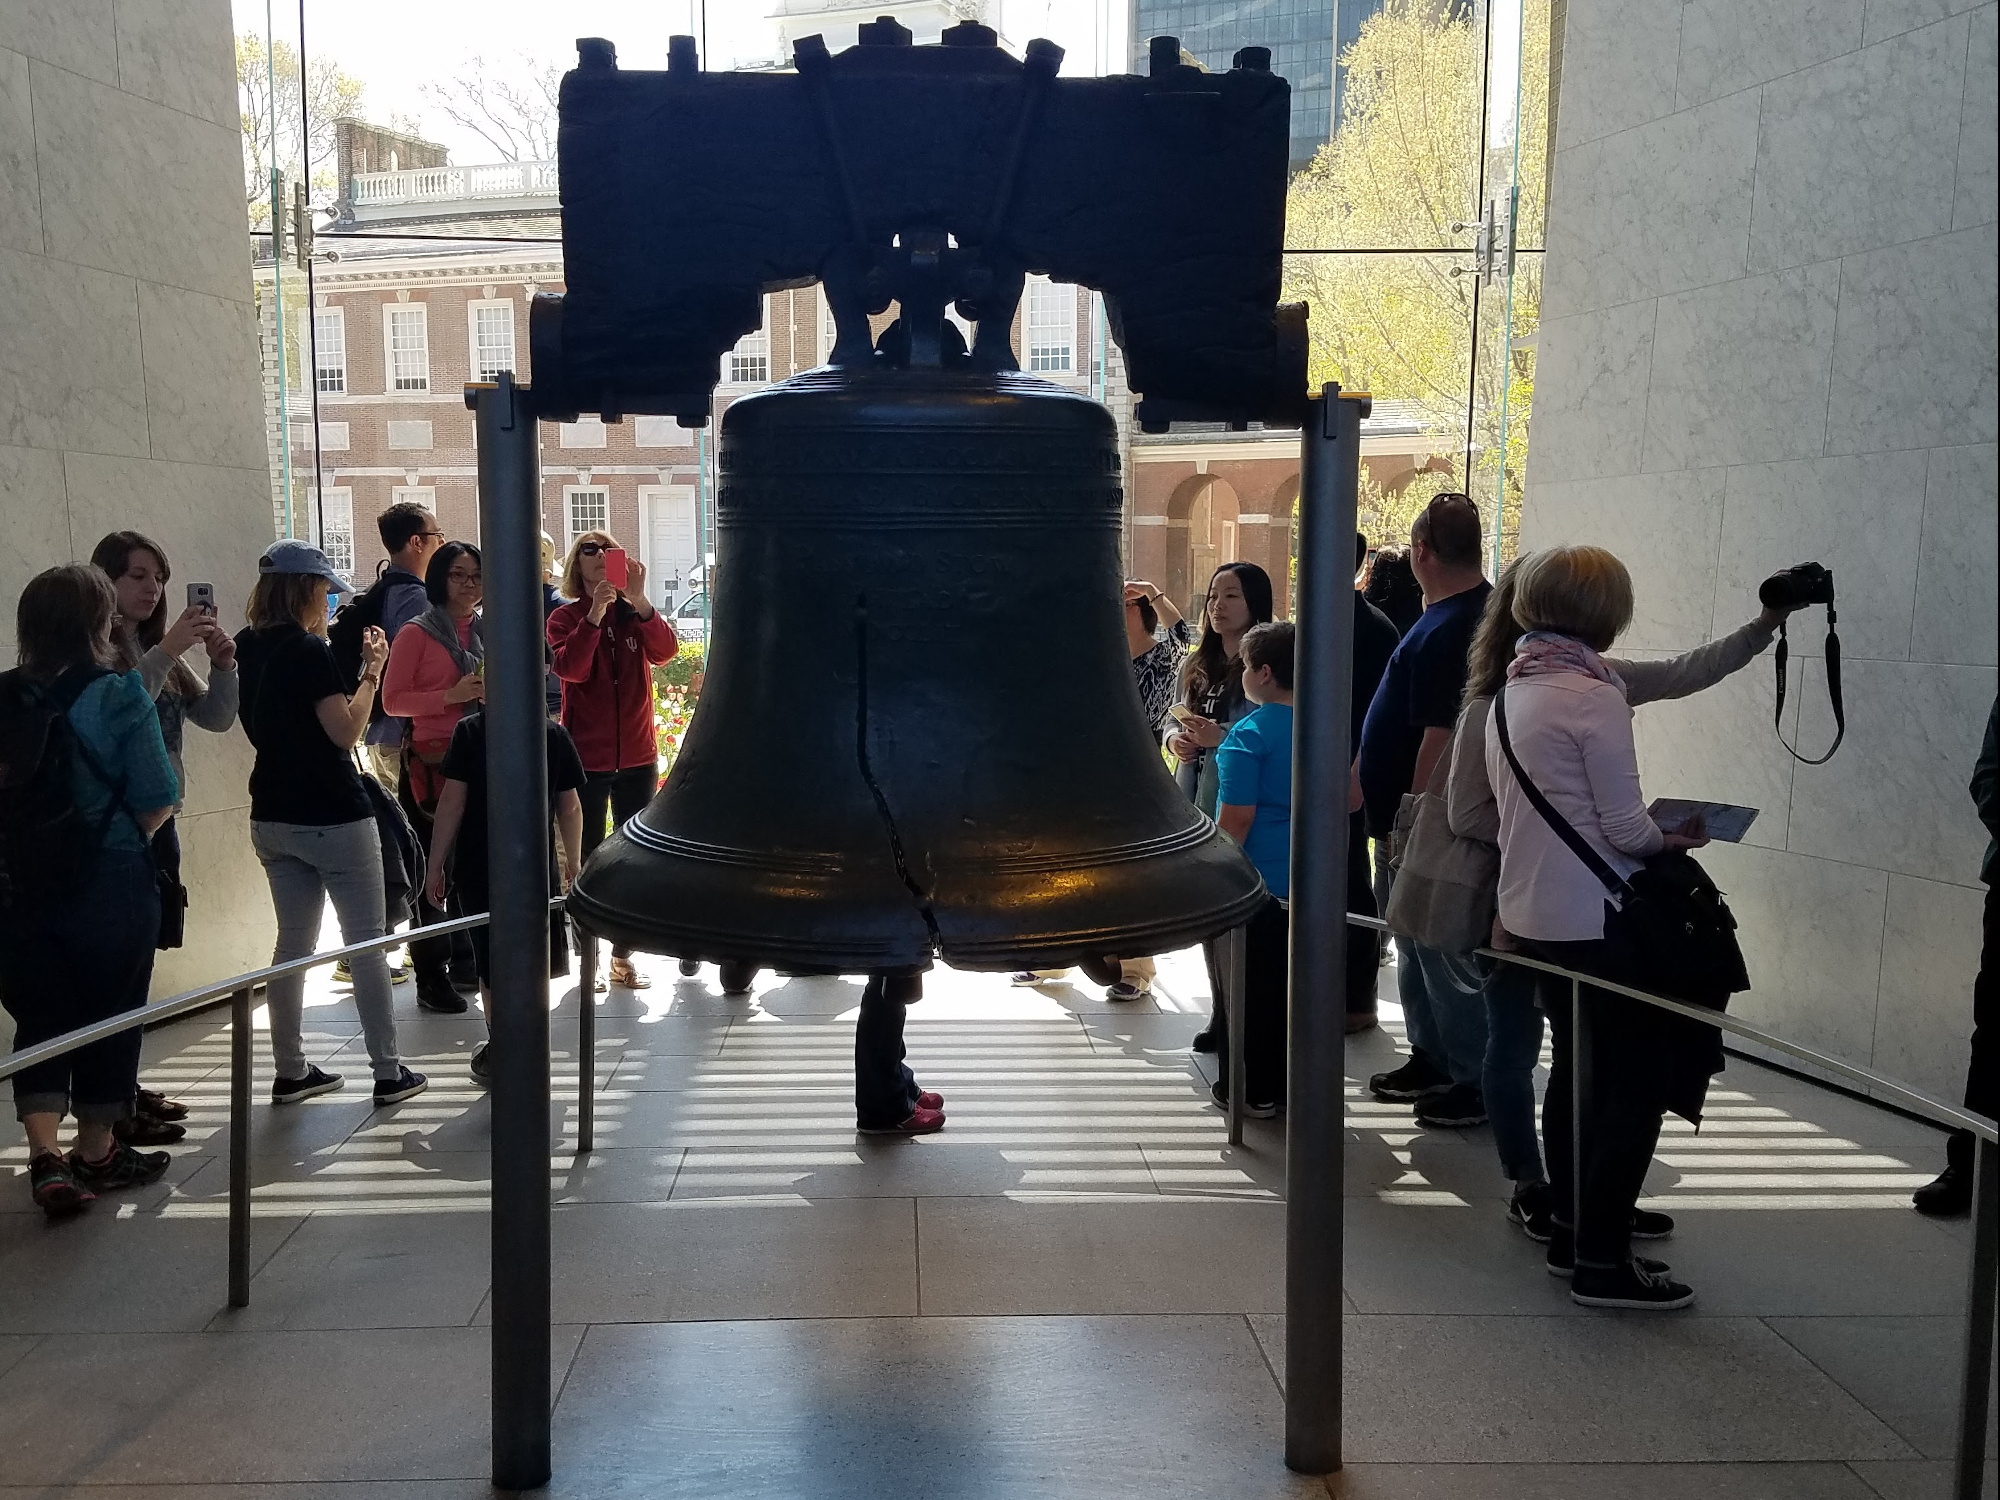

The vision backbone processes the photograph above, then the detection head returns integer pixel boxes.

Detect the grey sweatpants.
[251,818,403,1082]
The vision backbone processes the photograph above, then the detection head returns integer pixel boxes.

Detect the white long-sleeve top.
[1484,672,1665,942]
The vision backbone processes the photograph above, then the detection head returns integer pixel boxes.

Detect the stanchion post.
[470,373,553,1491]
[228,985,253,1308]
[1225,924,1247,1146]
[1954,1132,1998,1500]
[576,927,597,1155]
[1571,977,1583,1259]
[1284,383,1360,1475]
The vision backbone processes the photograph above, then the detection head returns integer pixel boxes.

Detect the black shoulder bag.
[1494,687,1749,1003]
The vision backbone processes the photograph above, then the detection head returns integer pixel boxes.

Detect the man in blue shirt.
[360,502,444,790]
[1213,621,1296,1117]
[1356,494,1493,1123]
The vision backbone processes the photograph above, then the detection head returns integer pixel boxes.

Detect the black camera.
[1759,561,1835,611]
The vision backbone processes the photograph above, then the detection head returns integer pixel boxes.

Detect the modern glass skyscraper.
[1130,0,1383,172]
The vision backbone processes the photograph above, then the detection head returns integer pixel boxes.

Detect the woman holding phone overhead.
[548,530,678,991]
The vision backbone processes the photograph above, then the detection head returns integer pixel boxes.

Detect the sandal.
[608,956,651,990]
[136,1088,188,1122]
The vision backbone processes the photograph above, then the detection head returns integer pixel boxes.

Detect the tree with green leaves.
[237,34,366,228]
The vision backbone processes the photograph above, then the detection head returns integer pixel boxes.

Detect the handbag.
[1493,687,1749,1002]
[1384,728,1499,952]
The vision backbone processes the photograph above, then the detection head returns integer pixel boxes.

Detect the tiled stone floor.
[0,944,1992,1498]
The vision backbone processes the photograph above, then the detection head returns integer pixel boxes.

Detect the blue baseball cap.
[258,539,347,592]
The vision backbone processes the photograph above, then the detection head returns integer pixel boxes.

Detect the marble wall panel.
[1958,4,1998,229]
[1872,873,1986,1099]
[155,804,273,994]
[0,46,38,255]
[1910,444,1999,667]
[140,281,267,471]
[1640,262,1841,472]
[1516,301,1655,486]
[1826,228,1999,455]
[29,59,249,303]
[111,0,235,128]
[1747,17,1967,272]
[1788,657,1997,883]
[61,452,269,616]
[1714,452,1926,662]
[1548,0,1684,150]
[1700,841,1889,1068]
[1865,0,1987,45]
[0,1,117,84]
[172,687,253,822]
[0,441,70,653]
[0,246,148,456]
[1539,91,1759,321]
[1518,469,1726,651]
[1627,650,1801,851]
[1676,0,1867,108]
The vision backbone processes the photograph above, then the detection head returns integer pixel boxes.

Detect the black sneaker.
[1508,1181,1554,1242]
[1572,1257,1695,1310]
[372,1067,429,1106]
[1367,1054,1451,1101]
[1189,1027,1219,1054]
[416,977,470,1014]
[1210,1079,1279,1119]
[1631,1208,1674,1239]
[67,1141,170,1193]
[113,1114,186,1147]
[28,1151,94,1219]
[1414,1083,1487,1127]
[1914,1164,1972,1217]
[272,1064,345,1105]
[469,1043,492,1088]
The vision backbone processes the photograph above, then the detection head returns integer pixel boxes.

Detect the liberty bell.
[543,23,1309,974]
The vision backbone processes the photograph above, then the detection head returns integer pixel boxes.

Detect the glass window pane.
[387,305,429,391]
[1027,277,1075,374]
[472,301,515,379]
[313,308,345,393]
[566,487,609,546]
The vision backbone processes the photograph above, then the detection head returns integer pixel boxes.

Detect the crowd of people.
[4,492,1993,1300]
[0,503,676,1218]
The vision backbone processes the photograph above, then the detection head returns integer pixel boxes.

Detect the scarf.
[413,605,484,677]
[1505,631,1627,693]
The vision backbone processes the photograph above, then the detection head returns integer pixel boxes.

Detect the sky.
[233,0,1130,166]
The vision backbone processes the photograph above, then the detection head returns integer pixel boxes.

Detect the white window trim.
[564,484,611,548]
[318,487,356,578]
[722,296,771,386]
[466,298,516,382]
[312,307,347,394]
[390,485,436,509]
[383,303,431,393]
[1026,275,1076,375]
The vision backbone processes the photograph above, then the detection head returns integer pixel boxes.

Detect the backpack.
[0,666,118,912]
[327,572,400,725]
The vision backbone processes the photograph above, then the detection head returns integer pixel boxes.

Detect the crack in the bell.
[854,593,942,952]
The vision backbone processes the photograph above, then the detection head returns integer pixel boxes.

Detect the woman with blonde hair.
[1448,552,1794,1246]
[548,530,677,990]
[234,541,424,1109]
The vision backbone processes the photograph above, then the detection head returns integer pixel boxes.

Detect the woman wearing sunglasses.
[548,531,678,991]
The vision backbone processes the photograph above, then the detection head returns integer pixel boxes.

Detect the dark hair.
[1181,561,1276,699]
[16,565,117,681]
[1411,492,1483,569]
[1240,620,1295,691]
[89,529,204,698]
[425,541,482,607]
[1363,546,1423,629]
[1134,595,1159,635]
[1355,532,1369,572]
[378,501,437,556]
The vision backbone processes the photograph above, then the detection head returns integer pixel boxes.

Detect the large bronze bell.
[565,362,1266,974]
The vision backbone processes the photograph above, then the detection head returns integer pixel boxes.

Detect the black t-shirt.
[235,623,372,827]
[440,711,589,900]
[1356,580,1492,836]
[1351,594,1401,750]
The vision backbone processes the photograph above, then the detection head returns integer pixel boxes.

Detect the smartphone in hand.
[187,582,216,615]
[603,547,629,590]
[1167,704,1202,728]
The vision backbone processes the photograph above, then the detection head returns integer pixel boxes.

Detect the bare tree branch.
[421,55,561,162]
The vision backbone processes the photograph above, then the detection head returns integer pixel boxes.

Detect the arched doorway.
[1165,474,1242,621]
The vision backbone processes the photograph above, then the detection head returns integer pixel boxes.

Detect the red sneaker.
[859,1106,946,1136]
[917,1090,944,1111]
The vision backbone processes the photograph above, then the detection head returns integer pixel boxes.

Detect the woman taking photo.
[1483,545,1716,1312]
[1167,562,1274,1054]
[1,565,178,1217]
[235,541,424,1108]
[92,530,239,1140]
[548,530,677,991]
[381,541,485,1014]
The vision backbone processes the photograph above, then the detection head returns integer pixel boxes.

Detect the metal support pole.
[1954,1133,1999,1500]
[227,985,253,1308]
[576,927,598,1155]
[469,374,553,1492]
[1571,977,1583,1258]
[1224,924,1247,1146]
[1285,384,1360,1475]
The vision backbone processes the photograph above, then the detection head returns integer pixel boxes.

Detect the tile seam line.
[18,48,245,136]
[1757,1313,1935,1460]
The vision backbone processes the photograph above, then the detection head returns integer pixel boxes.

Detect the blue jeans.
[1397,938,1489,1087]
[1481,960,1546,1182]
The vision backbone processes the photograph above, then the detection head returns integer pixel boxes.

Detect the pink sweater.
[1484,673,1664,943]
[381,615,476,749]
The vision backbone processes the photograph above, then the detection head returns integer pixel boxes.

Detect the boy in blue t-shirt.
[1212,621,1295,1116]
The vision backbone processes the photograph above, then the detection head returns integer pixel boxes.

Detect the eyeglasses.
[448,569,482,585]
[577,542,606,556]
[418,530,446,541]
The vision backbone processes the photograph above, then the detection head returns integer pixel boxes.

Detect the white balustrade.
[347,161,560,207]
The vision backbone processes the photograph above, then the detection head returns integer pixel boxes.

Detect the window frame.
[383,303,431,393]
[565,484,611,549]
[318,486,356,578]
[723,296,770,386]
[1026,276,1076,375]
[313,306,347,394]
[466,298,517,382]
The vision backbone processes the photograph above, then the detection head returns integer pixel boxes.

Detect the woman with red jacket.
[548,530,677,989]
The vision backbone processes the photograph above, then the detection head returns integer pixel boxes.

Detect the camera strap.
[1774,605,1845,765]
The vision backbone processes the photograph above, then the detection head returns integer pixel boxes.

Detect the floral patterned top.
[1132,618,1194,735]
